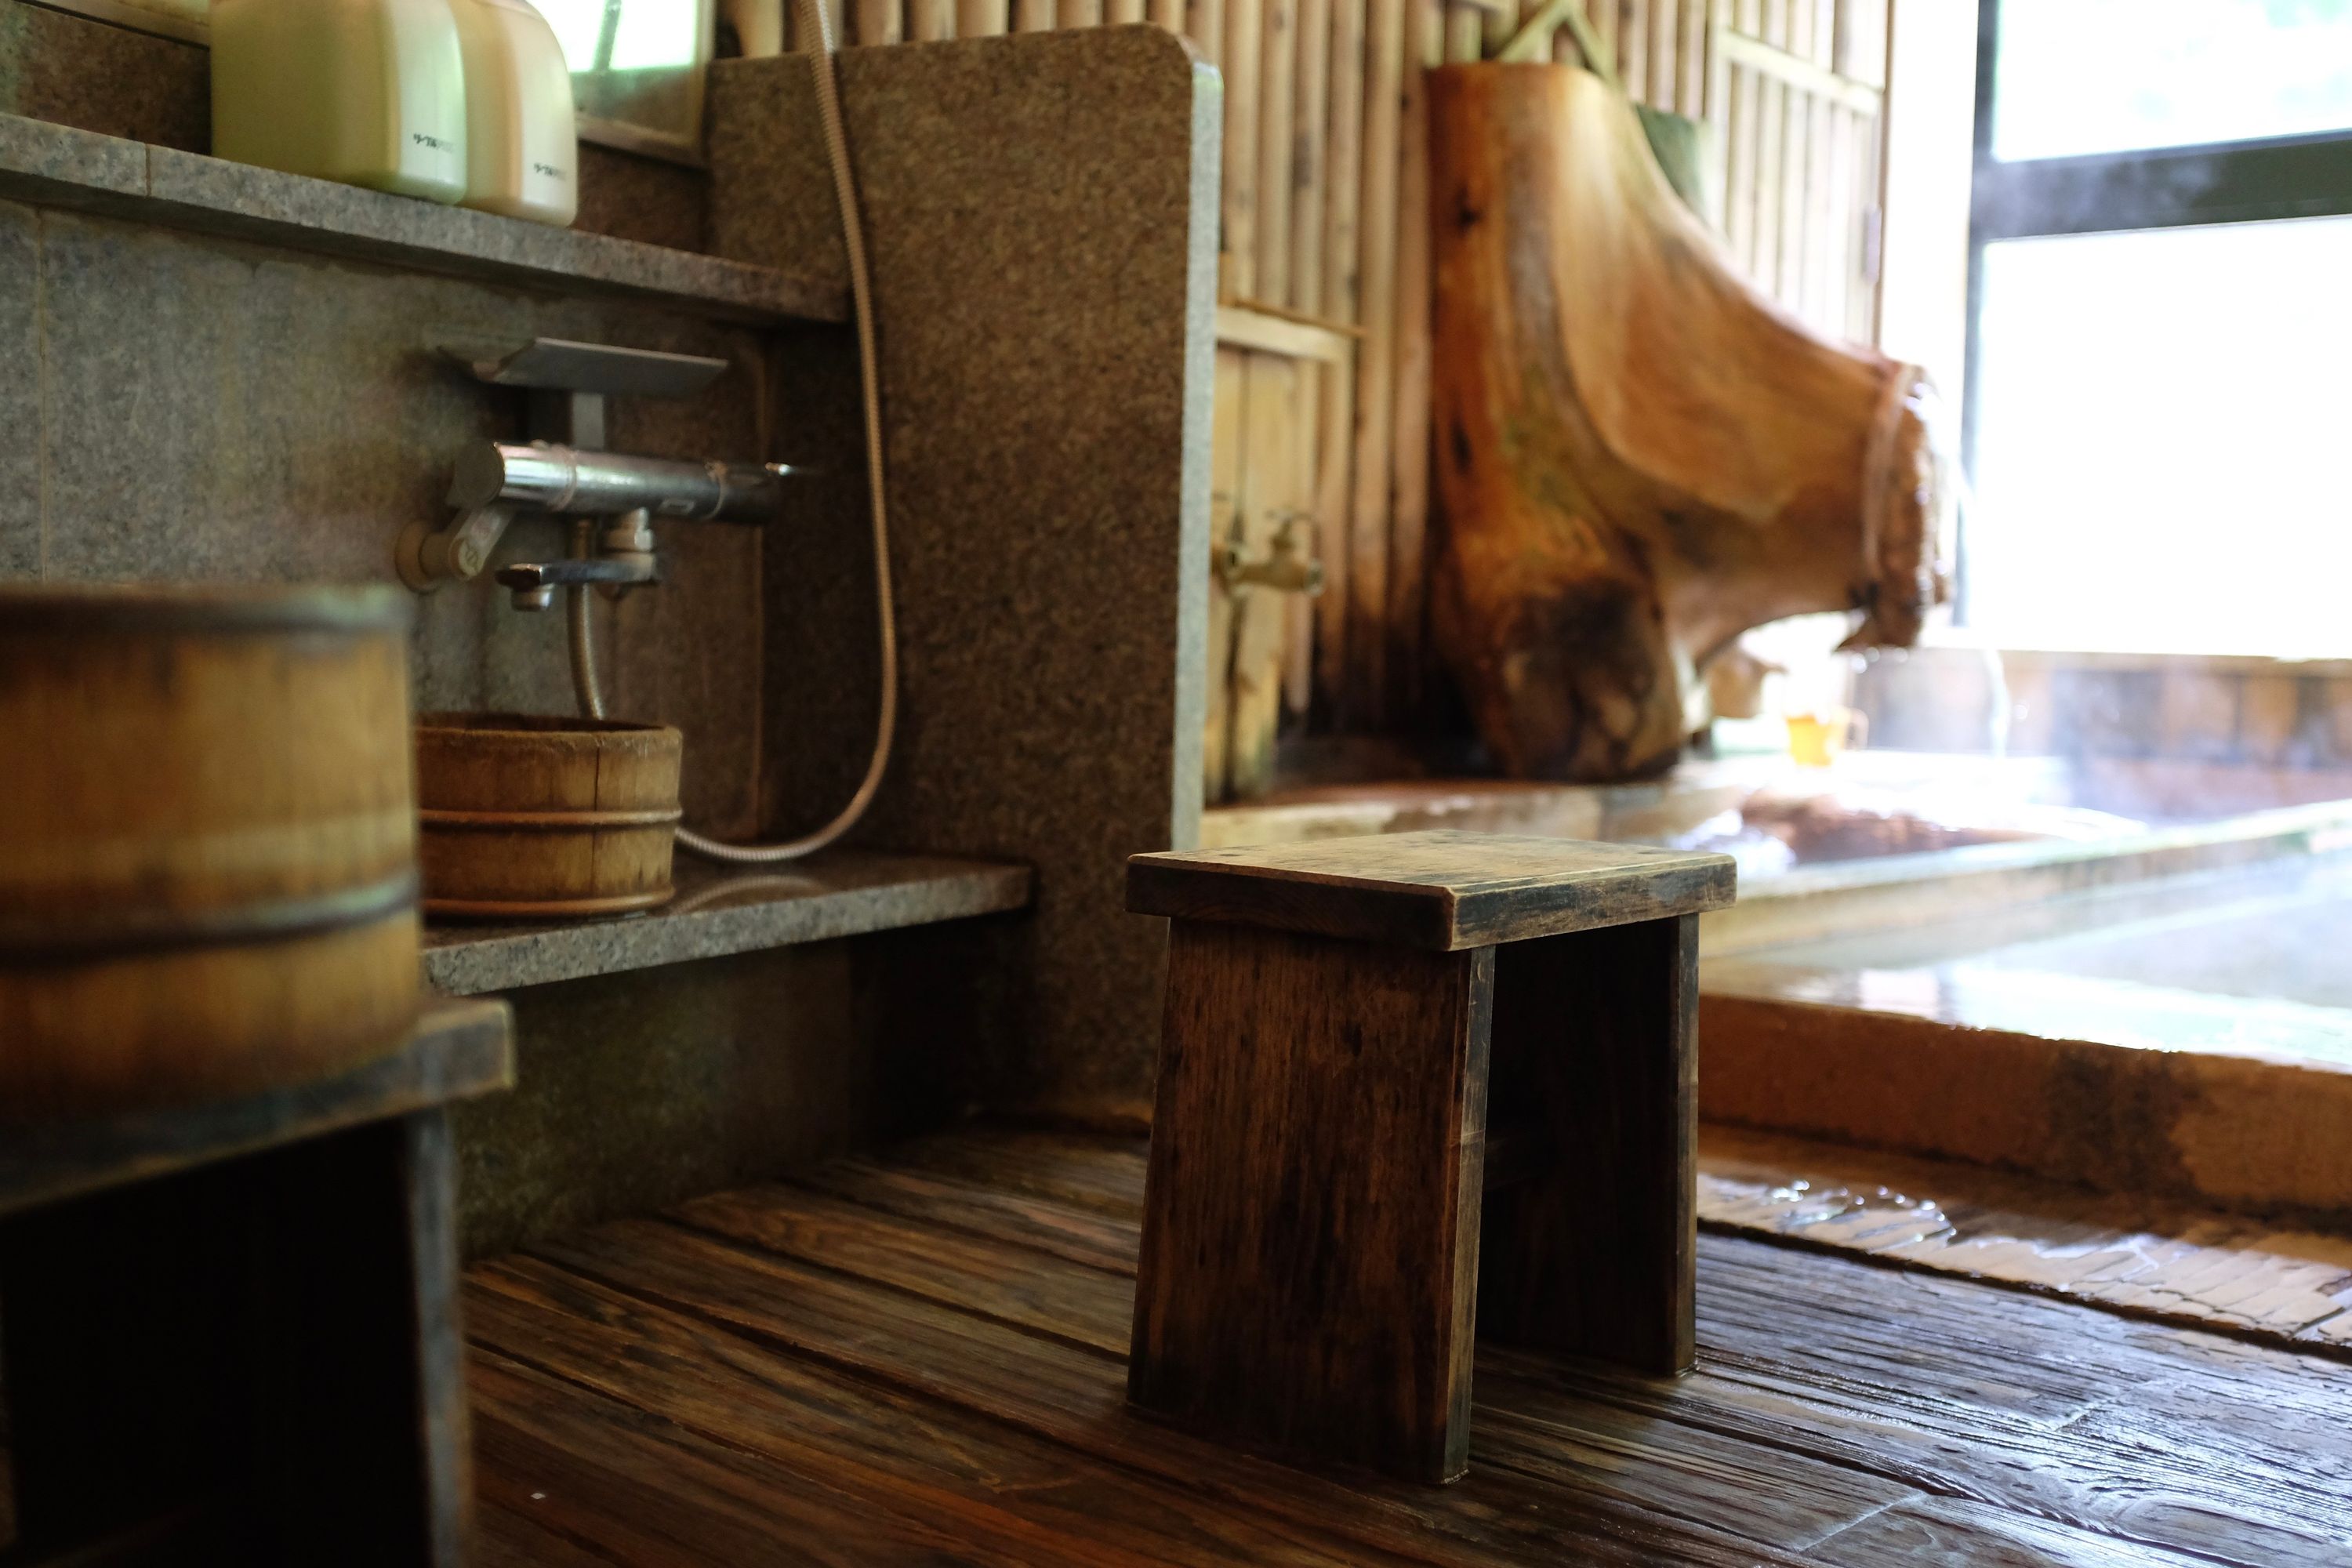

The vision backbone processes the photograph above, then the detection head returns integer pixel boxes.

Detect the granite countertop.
[0,112,844,325]
[0,998,514,1216]
[420,850,1034,996]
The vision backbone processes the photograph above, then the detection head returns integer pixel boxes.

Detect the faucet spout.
[495,554,656,612]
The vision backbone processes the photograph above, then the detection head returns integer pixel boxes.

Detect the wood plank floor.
[1699,1126,2352,1353]
[466,1126,2352,1566]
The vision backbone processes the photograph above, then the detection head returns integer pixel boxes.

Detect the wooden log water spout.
[1428,63,1956,781]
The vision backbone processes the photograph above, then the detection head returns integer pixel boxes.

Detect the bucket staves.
[0,584,423,1120]
[414,713,683,920]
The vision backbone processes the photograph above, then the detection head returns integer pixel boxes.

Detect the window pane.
[1994,0,2352,162]
[610,0,702,67]
[1968,216,2352,655]
[536,0,615,69]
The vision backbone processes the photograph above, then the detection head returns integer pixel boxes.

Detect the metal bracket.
[448,336,731,447]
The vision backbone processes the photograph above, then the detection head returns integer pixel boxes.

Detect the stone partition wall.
[0,198,773,833]
[1,22,1218,1241]
[711,28,1221,1124]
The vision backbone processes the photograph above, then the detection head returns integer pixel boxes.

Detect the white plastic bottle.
[210,0,470,204]
[450,0,580,227]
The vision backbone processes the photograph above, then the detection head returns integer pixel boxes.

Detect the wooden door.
[1202,307,1353,804]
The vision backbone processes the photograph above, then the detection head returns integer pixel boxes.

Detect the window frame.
[1956,0,2352,627]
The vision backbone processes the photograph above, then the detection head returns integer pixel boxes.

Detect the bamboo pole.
[957,0,1008,31]
[1751,1,1784,289]
[910,0,954,32]
[1777,0,1809,310]
[1385,0,1442,720]
[1345,0,1405,723]
[1820,100,1853,332]
[1293,0,1336,312]
[1682,0,1708,117]
[1224,0,1265,299]
[1258,0,1300,300]
[1189,0,1222,64]
[1061,0,1104,23]
[1314,0,1366,720]
[1014,0,1054,30]
[1621,0,1648,101]
[857,0,902,42]
[1150,0,1183,25]
[1648,0,1678,106]
[1286,0,1337,711]
[1444,2,1483,64]
[1724,10,1755,260]
[1481,0,1514,54]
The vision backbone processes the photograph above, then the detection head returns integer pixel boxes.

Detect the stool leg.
[0,1112,473,1565]
[1128,920,1494,1483]
[1479,913,1697,1375]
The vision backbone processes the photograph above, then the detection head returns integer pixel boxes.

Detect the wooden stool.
[0,1002,513,1565]
[1123,829,1735,1483]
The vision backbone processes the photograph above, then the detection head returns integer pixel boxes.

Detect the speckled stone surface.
[711,29,1219,1121]
[0,201,34,575]
[143,141,840,324]
[0,110,836,325]
[452,940,855,1257]
[574,142,710,256]
[451,914,1021,1257]
[0,104,143,198]
[19,203,781,829]
[422,850,1033,996]
[0,1,208,153]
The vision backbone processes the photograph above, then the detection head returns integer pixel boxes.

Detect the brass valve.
[1213,511,1325,597]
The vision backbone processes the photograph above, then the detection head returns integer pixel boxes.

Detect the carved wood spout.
[1428,63,1955,781]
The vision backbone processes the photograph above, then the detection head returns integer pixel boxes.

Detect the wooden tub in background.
[416,713,684,920]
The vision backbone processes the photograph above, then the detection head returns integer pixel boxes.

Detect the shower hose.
[570,0,895,864]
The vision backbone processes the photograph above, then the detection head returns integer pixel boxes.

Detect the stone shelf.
[0,998,514,1217]
[0,112,845,325]
[422,850,1034,996]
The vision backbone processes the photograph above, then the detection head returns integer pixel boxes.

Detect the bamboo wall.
[795,0,1894,739]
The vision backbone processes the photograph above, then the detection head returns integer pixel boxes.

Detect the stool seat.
[1124,830,1735,1483]
[1127,829,1736,949]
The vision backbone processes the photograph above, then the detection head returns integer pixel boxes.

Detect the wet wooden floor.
[466,1126,2352,1566]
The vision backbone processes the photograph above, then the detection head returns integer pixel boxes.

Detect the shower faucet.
[397,338,801,609]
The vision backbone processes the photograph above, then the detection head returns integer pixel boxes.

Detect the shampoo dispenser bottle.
[450,0,579,227]
[210,0,469,203]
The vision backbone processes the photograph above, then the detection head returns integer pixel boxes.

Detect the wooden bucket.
[414,713,682,920]
[0,583,422,1120]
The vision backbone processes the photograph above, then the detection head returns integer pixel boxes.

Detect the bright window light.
[1994,0,2352,162]
[533,0,613,70]
[1968,215,2352,655]
[608,0,702,68]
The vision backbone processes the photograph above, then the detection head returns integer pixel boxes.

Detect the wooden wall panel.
[817,0,1889,752]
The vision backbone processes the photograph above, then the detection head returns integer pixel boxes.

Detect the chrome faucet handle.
[494,556,657,612]
[396,504,514,591]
